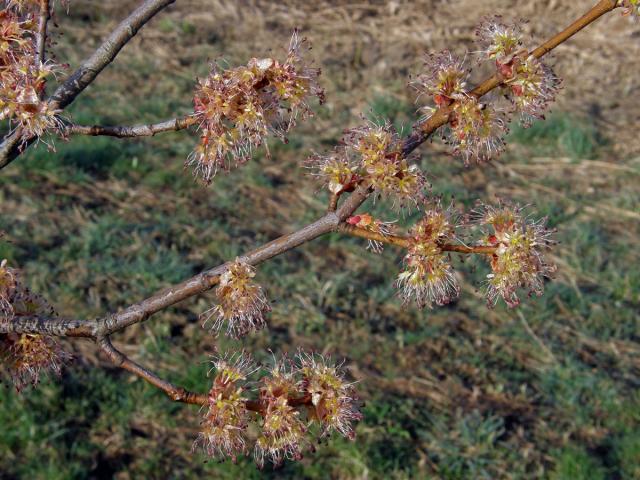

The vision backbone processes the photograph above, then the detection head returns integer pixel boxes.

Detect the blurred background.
[0,1,639,478]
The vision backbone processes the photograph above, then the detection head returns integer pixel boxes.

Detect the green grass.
[509,114,605,159]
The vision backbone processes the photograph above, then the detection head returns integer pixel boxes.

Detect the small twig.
[401,0,620,156]
[338,224,498,254]
[97,336,314,412]
[327,192,339,212]
[97,336,208,405]
[65,115,197,138]
[36,0,51,67]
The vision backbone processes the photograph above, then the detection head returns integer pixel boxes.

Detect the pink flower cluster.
[0,7,62,142]
[0,259,70,391]
[189,31,324,183]
[195,351,362,468]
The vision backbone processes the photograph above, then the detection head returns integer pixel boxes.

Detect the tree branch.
[0,189,371,339]
[0,0,618,339]
[97,336,314,412]
[36,0,51,67]
[97,336,208,405]
[0,0,176,169]
[64,115,197,138]
[338,224,498,254]
[0,315,95,337]
[50,0,177,110]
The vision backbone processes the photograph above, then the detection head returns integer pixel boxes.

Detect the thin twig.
[338,224,498,254]
[327,192,339,212]
[65,115,197,138]
[97,336,208,405]
[97,336,314,412]
[401,0,619,155]
[36,0,51,67]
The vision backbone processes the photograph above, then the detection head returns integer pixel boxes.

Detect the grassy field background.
[1,1,639,478]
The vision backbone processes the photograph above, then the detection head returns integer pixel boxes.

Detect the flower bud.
[347,213,395,253]
[0,332,69,391]
[194,353,254,462]
[1,283,69,392]
[413,50,468,109]
[448,97,507,164]
[621,0,640,18]
[203,259,271,338]
[255,358,306,468]
[343,123,427,209]
[0,259,17,320]
[297,352,362,440]
[306,150,359,194]
[475,16,524,64]
[473,202,556,307]
[506,56,561,127]
[397,204,460,308]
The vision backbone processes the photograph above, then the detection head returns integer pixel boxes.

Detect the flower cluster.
[188,31,324,183]
[411,51,508,164]
[194,352,254,461]
[506,56,561,127]
[306,149,359,194]
[203,259,271,338]
[474,16,561,127]
[0,260,69,391]
[448,97,507,164]
[195,351,361,468]
[298,352,362,440]
[346,213,395,253]
[0,259,17,319]
[413,50,468,109]
[0,8,62,141]
[396,203,460,308]
[412,16,565,164]
[5,0,58,10]
[475,15,524,65]
[308,122,427,210]
[0,330,69,391]
[255,358,308,467]
[472,202,556,308]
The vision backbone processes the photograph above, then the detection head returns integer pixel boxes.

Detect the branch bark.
[64,115,197,138]
[97,336,314,411]
[338,224,498,254]
[36,0,51,67]
[98,336,208,405]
